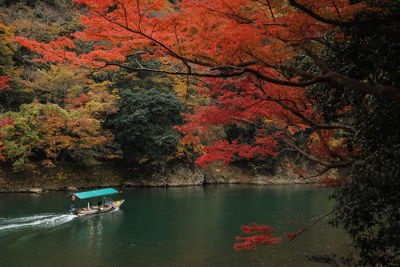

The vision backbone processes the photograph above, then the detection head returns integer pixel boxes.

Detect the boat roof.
[72,188,119,199]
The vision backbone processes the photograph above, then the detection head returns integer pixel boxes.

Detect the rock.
[29,188,42,194]
[165,166,205,186]
[66,186,78,192]
[123,181,138,187]
[145,164,202,187]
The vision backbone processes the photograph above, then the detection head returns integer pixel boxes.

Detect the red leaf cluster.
[65,93,89,109]
[234,222,282,251]
[0,76,11,91]
[0,76,13,160]
[285,227,305,241]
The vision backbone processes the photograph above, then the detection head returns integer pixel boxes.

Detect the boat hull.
[71,199,124,216]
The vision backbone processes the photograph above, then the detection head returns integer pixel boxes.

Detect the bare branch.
[119,1,129,28]
[266,0,276,21]
[288,210,336,242]
[331,0,342,20]
[159,51,177,72]
[301,165,335,179]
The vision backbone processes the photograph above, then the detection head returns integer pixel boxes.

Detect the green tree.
[108,88,183,165]
[305,1,400,265]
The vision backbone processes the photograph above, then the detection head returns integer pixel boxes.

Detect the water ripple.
[0,213,76,232]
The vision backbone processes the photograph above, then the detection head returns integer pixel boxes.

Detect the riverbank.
[0,160,325,193]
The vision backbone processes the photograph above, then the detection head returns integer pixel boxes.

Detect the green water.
[0,185,352,266]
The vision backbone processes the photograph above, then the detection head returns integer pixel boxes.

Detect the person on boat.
[70,202,77,215]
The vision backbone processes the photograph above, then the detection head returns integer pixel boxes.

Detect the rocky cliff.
[0,158,329,193]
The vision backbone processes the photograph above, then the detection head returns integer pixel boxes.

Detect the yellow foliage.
[176,136,204,160]
[139,156,149,164]
[169,75,209,110]
[0,15,16,76]
[310,133,319,141]
[328,137,345,148]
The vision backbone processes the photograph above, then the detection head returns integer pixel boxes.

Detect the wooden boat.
[68,188,125,216]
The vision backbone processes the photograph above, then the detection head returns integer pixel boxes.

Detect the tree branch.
[288,0,400,26]
[96,6,400,101]
[103,63,246,78]
[287,210,336,242]
[94,10,191,72]
[265,97,355,132]
[274,133,353,168]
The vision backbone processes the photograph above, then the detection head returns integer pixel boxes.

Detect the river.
[0,184,352,266]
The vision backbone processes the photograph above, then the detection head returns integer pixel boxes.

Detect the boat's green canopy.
[73,188,119,199]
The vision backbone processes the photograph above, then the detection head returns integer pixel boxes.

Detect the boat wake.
[0,213,76,232]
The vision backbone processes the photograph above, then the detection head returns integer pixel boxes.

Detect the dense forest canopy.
[0,0,399,265]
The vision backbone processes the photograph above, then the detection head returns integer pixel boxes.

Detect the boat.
[68,188,125,216]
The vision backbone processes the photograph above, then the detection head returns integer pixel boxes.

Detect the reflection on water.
[87,214,101,256]
[81,208,124,257]
[0,185,352,267]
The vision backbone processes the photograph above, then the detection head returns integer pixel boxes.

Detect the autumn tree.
[0,75,13,161]
[0,14,23,110]
[0,0,86,109]
[0,100,118,170]
[15,0,400,265]
[0,15,15,161]
[21,64,89,106]
[0,15,14,78]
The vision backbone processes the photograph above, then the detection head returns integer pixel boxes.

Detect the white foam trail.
[0,214,76,232]
[0,215,52,224]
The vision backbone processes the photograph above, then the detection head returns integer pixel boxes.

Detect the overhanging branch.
[289,0,400,27]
